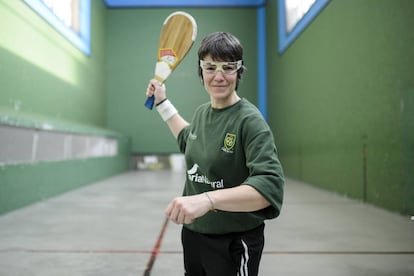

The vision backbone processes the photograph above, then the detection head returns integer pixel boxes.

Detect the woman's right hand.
[146,79,167,105]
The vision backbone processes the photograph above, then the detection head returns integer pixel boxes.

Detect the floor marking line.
[1,248,413,255]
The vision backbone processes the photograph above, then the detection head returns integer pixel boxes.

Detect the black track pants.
[181,224,265,276]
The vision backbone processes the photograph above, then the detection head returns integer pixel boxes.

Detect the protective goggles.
[200,60,242,75]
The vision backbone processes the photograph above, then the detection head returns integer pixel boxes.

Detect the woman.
[146,32,284,276]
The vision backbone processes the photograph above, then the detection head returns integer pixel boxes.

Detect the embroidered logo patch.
[222,133,236,153]
[159,48,178,67]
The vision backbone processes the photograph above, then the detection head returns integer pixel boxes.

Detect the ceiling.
[104,0,266,8]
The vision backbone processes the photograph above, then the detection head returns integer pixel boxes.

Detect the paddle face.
[144,11,197,110]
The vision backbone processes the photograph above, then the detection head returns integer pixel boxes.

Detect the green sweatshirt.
[177,98,284,234]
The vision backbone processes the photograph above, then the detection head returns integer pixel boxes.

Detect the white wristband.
[156,99,178,121]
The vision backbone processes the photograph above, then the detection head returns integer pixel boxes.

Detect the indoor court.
[0,170,413,275]
[1,0,413,275]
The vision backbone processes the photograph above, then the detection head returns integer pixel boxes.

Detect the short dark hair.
[197,32,245,89]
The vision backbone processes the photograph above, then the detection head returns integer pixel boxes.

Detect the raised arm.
[146,79,189,138]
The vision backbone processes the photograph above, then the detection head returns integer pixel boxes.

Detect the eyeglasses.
[200,60,242,75]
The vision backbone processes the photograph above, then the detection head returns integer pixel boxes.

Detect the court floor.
[0,170,413,275]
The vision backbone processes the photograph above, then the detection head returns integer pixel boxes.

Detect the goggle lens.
[200,60,242,75]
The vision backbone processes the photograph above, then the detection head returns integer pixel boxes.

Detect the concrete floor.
[0,170,413,276]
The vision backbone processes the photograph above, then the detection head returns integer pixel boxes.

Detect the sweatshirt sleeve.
[177,125,191,154]
[242,114,285,219]
[177,104,204,154]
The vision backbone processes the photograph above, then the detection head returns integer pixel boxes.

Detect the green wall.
[0,0,129,214]
[106,8,258,153]
[0,0,107,125]
[266,0,414,214]
[0,148,130,215]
